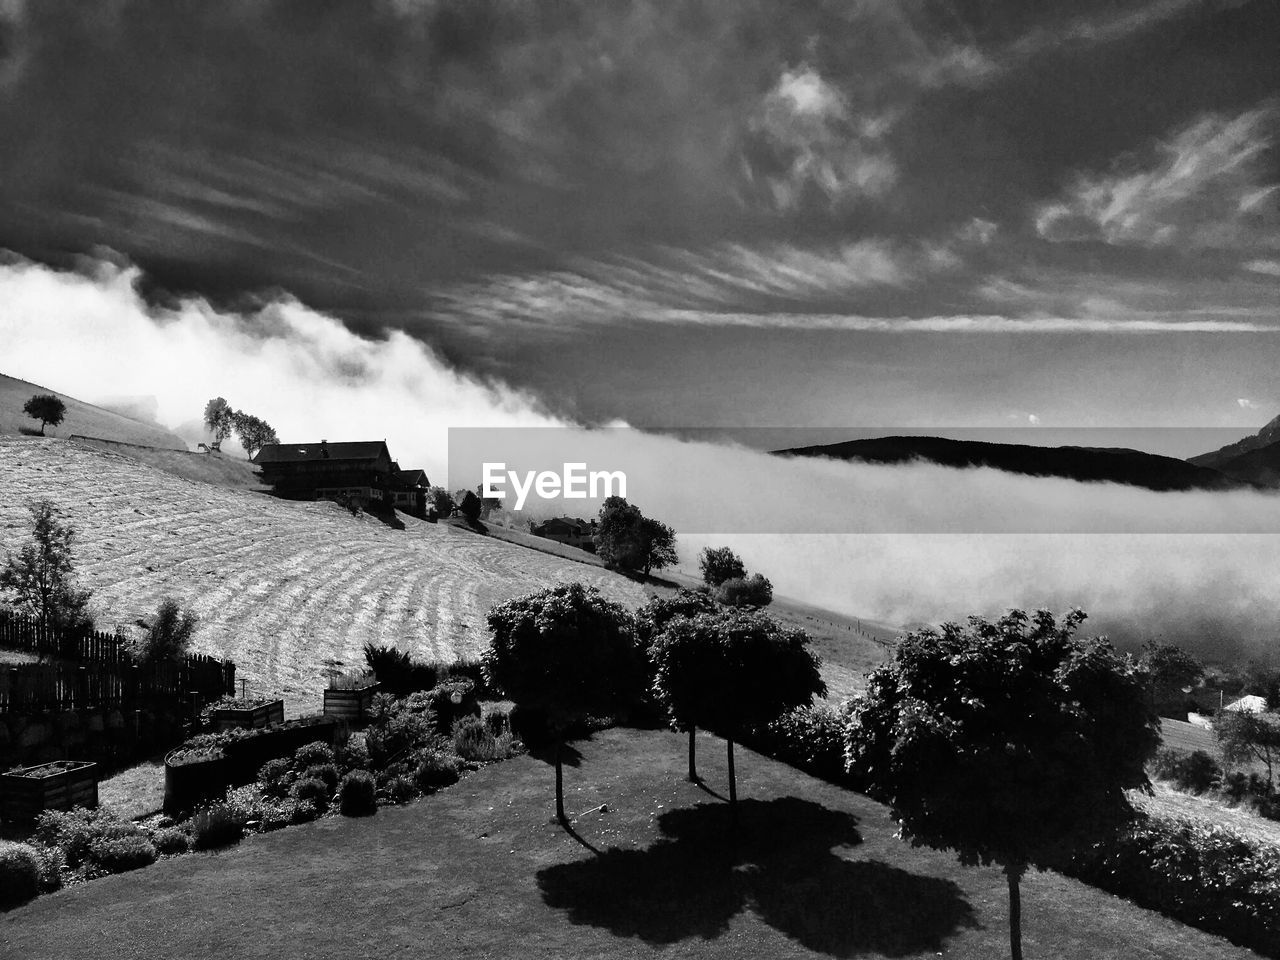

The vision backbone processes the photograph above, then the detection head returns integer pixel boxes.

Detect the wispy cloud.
[1238,398,1260,409]
[1034,105,1280,249]
[1244,259,1280,277]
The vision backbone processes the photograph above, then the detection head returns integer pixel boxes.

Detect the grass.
[97,761,166,822]
[0,727,1260,959]
[0,372,185,449]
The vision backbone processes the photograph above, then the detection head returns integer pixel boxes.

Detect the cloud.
[1035,105,1280,249]
[1244,259,1280,277]
[1238,398,1259,410]
[0,254,561,475]
[741,65,897,212]
[1027,414,1041,425]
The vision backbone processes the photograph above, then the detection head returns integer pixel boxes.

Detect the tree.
[699,546,746,587]
[135,598,198,663]
[1137,641,1203,716]
[23,394,66,436]
[1216,709,1280,795]
[232,411,279,459]
[650,609,825,827]
[484,583,642,824]
[594,497,677,577]
[635,590,720,781]
[845,609,1159,960]
[714,573,773,608]
[203,398,235,449]
[427,486,454,519]
[0,499,94,644]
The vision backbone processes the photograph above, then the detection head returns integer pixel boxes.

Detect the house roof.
[254,441,390,465]
[536,516,593,534]
[396,468,429,487]
[1225,694,1268,713]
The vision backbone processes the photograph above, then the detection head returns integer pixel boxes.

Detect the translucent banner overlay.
[447,427,1280,534]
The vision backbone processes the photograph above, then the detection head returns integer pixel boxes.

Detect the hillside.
[1190,416,1280,487]
[0,438,647,714]
[0,372,187,449]
[775,435,1246,492]
[1191,413,1280,473]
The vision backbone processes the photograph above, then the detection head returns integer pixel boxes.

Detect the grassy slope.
[0,438,648,715]
[0,373,186,449]
[69,436,266,490]
[0,727,1260,960]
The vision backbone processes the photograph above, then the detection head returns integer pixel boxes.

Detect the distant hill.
[774,435,1248,492]
[0,372,187,449]
[1189,414,1280,487]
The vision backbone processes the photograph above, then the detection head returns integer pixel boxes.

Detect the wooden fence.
[0,610,132,664]
[0,609,236,714]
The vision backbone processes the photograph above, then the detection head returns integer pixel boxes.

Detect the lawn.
[0,727,1261,960]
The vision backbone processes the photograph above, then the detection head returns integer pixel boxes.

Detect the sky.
[3,1,1280,657]
[0,0,1278,431]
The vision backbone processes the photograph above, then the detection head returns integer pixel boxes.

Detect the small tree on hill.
[638,517,677,576]
[594,497,677,577]
[427,486,454,519]
[650,609,825,828]
[23,394,66,436]
[232,411,278,459]
[1216,710,1280,795]
[203,397,235,449]
[484,583,642,824]
[699,546,745,587]
[845,609,1159,960]
[0,499,93,645]
[714,573,773,608]
[1138,640,1203,716]
[635,589,720,781]
[136,598,198,663]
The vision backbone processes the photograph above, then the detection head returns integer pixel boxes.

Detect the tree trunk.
[555,737,567,824]
[726,736,737,825]
[688,727,698,782]
[1006,865,1024,960]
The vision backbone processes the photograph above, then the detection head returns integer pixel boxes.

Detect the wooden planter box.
[212,698,285,731]
[0,760,98,823]
[163,751,230,817]
[323,683,379,726]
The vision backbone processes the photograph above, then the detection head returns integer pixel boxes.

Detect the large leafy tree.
[484,583,642,824]
[1138,640,1203,716]
[846,609,1159,960]
[635,589,720,781]
[651,609,825,826]
[0,499,93,644]
[232,411,279,459]
[203,397,235,448]
[23,394,66,435]
[1216,709,1280,794]
[594,496,677,576]
[699,546,746,587]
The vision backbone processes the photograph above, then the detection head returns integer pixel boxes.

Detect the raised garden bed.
[323,682,380,726]
[211,698,285,731]
[0,759,98,823]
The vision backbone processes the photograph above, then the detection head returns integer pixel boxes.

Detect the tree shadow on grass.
[537,797,979,956]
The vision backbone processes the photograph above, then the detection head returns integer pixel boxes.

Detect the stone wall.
[0,705,188,770]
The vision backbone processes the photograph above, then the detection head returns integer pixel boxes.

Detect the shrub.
[0,842,41,908]
[292,741,335,770]
[29,844,64,892]
[485,706,513,738]
[414,750,462,792]
[290,799,320,824]
[291,776,331,808]
[365,694,442,768]
[190,804,246,850]
[150,826,191,856]
[32,808,142,867]
[338,770,378,817]
[88,835,157,874]
[426,679,481,733]
[335,734,371,774]
[748,702,859,787]
[258,802,292,832]
[1151,748,1221,794]
[1064,813,1280,956]
[305,763,340,793]
[258,758,294,799]
[382,775,418,805]
[453,715,498,759]
[713,573,773,608]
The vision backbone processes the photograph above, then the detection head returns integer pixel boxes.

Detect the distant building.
[254,440,395,508]
[391,467,430,516]
[531,516,597,552]
[1224,694,1268,714]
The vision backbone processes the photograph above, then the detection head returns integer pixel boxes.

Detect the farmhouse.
[531,516,597,551]
[254,440,396,507]
[391,467,430,516]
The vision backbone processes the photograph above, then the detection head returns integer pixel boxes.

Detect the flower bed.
[0,760,98,823]
[210,697,285,731]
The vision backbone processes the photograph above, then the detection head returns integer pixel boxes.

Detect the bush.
[32,808,142,867]
[190,804,246,850]
[289,799,320,824]
[365,693,442,768]
[258,802,292,832]
[291,776,331,808]
[713,573,773,608]
[292,741,335,770]
[338,770,378,817]
[1064,813,1280,956]
[0,842,41,908]
[426,679,481,733]
[1151,748,1221,794]
[335,734,371,774]
[305,763,340,793]
[258,758,295,799]
[88,835,158,874]
[382,775,418,804]
[29,844,64,892]
[414,750,462,792]
[453,715,519,762]
[747,702,860,787]
[150,826,191,856]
